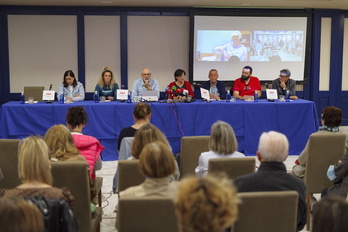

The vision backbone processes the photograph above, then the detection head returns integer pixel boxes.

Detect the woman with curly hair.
[66,106,104,180]
[174,175,239,232]
[94,66,119,101]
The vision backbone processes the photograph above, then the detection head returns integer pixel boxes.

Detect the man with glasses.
[214,31,248,61]
[131,68,160,97]
[202,69,227,100]
[272,69,298,100]
[232,66,261,100]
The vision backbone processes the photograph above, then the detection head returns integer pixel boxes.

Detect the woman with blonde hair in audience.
[66,106,104,180]
[44,124,87,163]
[0,136,74,208]
[174,175,239,232]
[94,66,119,101]
[130,123,180,180]
[119,141,179,198]
[195,120,244,177]
[0,196,44,232]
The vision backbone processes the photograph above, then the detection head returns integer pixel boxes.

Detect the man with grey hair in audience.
[271,68,298,99]
[234,131,306,231]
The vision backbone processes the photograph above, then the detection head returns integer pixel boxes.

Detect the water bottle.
[226,90,231,102]
[127,91,132,103]
[93,91,99,103]
[254,92,258,102]
[20,91,25,104]
[59,94,64,104]
[285,90,290,102]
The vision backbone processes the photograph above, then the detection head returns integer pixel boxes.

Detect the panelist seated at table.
[132,68,160,98]
[271,69,298,100]
[94,66,119,101]
[57,70,85,102]
[232,65,261,101]
[202,69,227,100]
[167,69,194,99]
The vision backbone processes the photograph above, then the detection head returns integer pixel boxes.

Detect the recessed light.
[101,1,112,4]
[241,3,251,6]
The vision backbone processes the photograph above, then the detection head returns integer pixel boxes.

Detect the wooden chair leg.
[306,193,311,231]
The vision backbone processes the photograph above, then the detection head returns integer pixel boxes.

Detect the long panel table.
[0,99,319,161]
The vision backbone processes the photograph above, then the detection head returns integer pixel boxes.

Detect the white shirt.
[195,150,245,177]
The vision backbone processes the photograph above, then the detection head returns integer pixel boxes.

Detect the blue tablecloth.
[0,99,319,161]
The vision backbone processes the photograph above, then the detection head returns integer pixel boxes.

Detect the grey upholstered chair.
[0,139,21,188]
[118,197,178,232]
[51,161,102,232]
[24,86,44,101]
[304,132,346,230]
[232,191,298,232]
[117,160,145,194]
[208,157,256,179]
[180,136,210,179]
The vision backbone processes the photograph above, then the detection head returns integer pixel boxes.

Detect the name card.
[266,89,278,100]
[42,90,55,101]
[117,89,128,100]
[200,88,210,100]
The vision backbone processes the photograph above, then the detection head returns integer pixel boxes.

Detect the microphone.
[193,82,202,87]
[49,84,52,91]
[121,85,125,89]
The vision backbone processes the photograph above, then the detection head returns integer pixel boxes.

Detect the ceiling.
[0,0,348,10]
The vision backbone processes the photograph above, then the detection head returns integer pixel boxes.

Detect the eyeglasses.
[142,73,151,76]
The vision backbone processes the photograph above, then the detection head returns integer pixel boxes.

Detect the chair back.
[51,161,102,232]
[118,197,178,232]
[305,133,346,193]
[0,139,21,188]
[24,86,44,101]
[232,191,298,232]
[208,157,255,179]
[118,160,145,193]
[180,136,210,178]
[118,137,134,160]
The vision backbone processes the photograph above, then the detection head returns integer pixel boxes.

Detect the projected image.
[196,30,304,62]
[196,30,251,62]
[250,31,304,61]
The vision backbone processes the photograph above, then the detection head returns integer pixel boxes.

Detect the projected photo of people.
[196,30,251,62]
[250,31,304,61]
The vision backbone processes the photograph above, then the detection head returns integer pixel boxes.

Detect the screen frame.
[189,8,313,86]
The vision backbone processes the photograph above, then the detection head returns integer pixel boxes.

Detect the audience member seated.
[117,102,152,152]
[232,65,261,100]
[94,66,119,101]
[66,106,104,180]
[195,120,244,177]
[130,124,180,181]
[174,175,239,232]
[202,69,227,100]
[0,196,44,232]
[57,70,85,102]
[167,69,194,99]
[271,68,298,100]
[322,149,348,199]
[45,124,87,163]
[312,196,348,232]
[119,142,179,198]
[234,131,307,231]
[0,136,74,208]
[293,106,348,178]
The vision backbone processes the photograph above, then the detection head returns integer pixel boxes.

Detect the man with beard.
[131,68,160,98]
[232,66,261,100]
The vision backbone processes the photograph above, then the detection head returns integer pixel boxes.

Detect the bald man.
[131,68,160,97]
